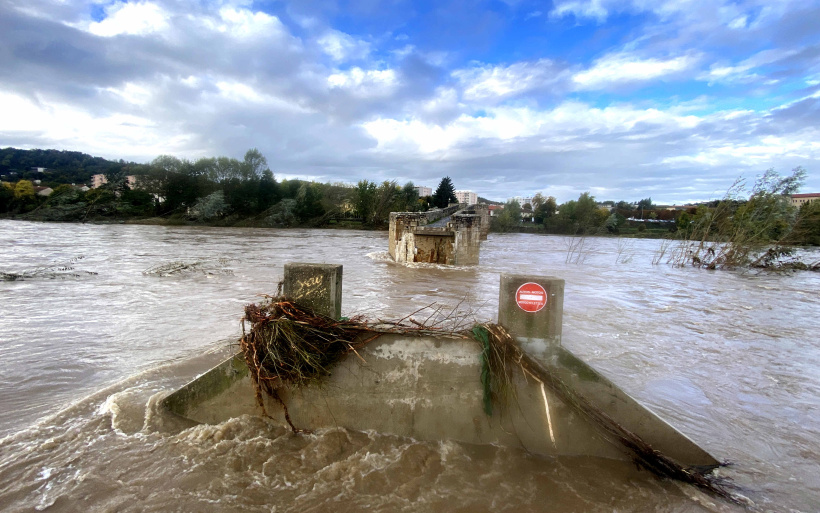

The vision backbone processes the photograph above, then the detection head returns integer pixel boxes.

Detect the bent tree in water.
[668,167,818,271]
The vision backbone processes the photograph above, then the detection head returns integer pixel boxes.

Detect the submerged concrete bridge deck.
[163,263,720,471]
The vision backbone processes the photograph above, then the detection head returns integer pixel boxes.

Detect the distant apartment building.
[791,193,820,208]
[415,185,432,197]
[455,190,477,205]
[92,174,137,189]
[509,196,534,207]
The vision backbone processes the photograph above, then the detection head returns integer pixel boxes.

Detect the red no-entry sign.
[515,282,547,313]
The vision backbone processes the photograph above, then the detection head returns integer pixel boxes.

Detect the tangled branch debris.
[239,298,470,432]
[240,300,370,432]
[1,256,97,281]
[142,257,238,276]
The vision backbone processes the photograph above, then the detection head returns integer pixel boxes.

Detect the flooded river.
[1,220,818,512]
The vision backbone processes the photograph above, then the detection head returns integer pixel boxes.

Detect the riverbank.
[1,211,382,231]
[0,210,690,240]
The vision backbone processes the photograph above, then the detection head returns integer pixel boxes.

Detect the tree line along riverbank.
[2,148,818,251]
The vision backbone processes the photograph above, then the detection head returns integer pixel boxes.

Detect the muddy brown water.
[0,220,818,512]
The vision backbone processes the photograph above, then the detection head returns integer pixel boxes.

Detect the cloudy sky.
[1,0,819,203]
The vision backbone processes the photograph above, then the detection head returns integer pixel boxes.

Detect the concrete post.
[283,263,343,319]
[498,273,564,350]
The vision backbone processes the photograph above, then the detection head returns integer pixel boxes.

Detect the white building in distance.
[455,190,477,205]
[415,185,432,197]
[509,196,534,207]
[791,193,820,208]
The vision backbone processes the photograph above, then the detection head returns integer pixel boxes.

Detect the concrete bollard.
[283,263,343,319]
[498,273,564,350]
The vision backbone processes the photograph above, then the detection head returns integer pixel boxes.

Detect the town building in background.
[790,193,820,208]
[414,185,432,197]
[509,196,534,207]
[455,190,477,205]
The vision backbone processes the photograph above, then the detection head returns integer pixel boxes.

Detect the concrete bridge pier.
[389,204,488,265]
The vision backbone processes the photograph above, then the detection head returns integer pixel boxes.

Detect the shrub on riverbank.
[663,168,819,270]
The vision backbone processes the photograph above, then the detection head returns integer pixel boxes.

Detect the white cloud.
[215,81,265,103]
[703,64,757,83]
[213,7,286,38]
[661,134,820,168]
[103,82,153,107]
[551,0,612,21]
[453,59,565,102]
[701,48,799,84]
[0,90,187,157]
[549,0,809,29]
[318,30,370,62]
[550,0,748,22]
[727,15,748,29]
[363,118,458,153]
[421,88,460,116]
[327,68,398,98]
[87,2,170,37]
[573,53,697,89]
[205,79,315,114]
[79,2,288,42]
[362,101,702,155]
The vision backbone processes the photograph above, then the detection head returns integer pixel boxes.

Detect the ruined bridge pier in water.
[163,262,720,473]
[389,204,490,265]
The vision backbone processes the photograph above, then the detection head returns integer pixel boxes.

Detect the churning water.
[1,220,818,512]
